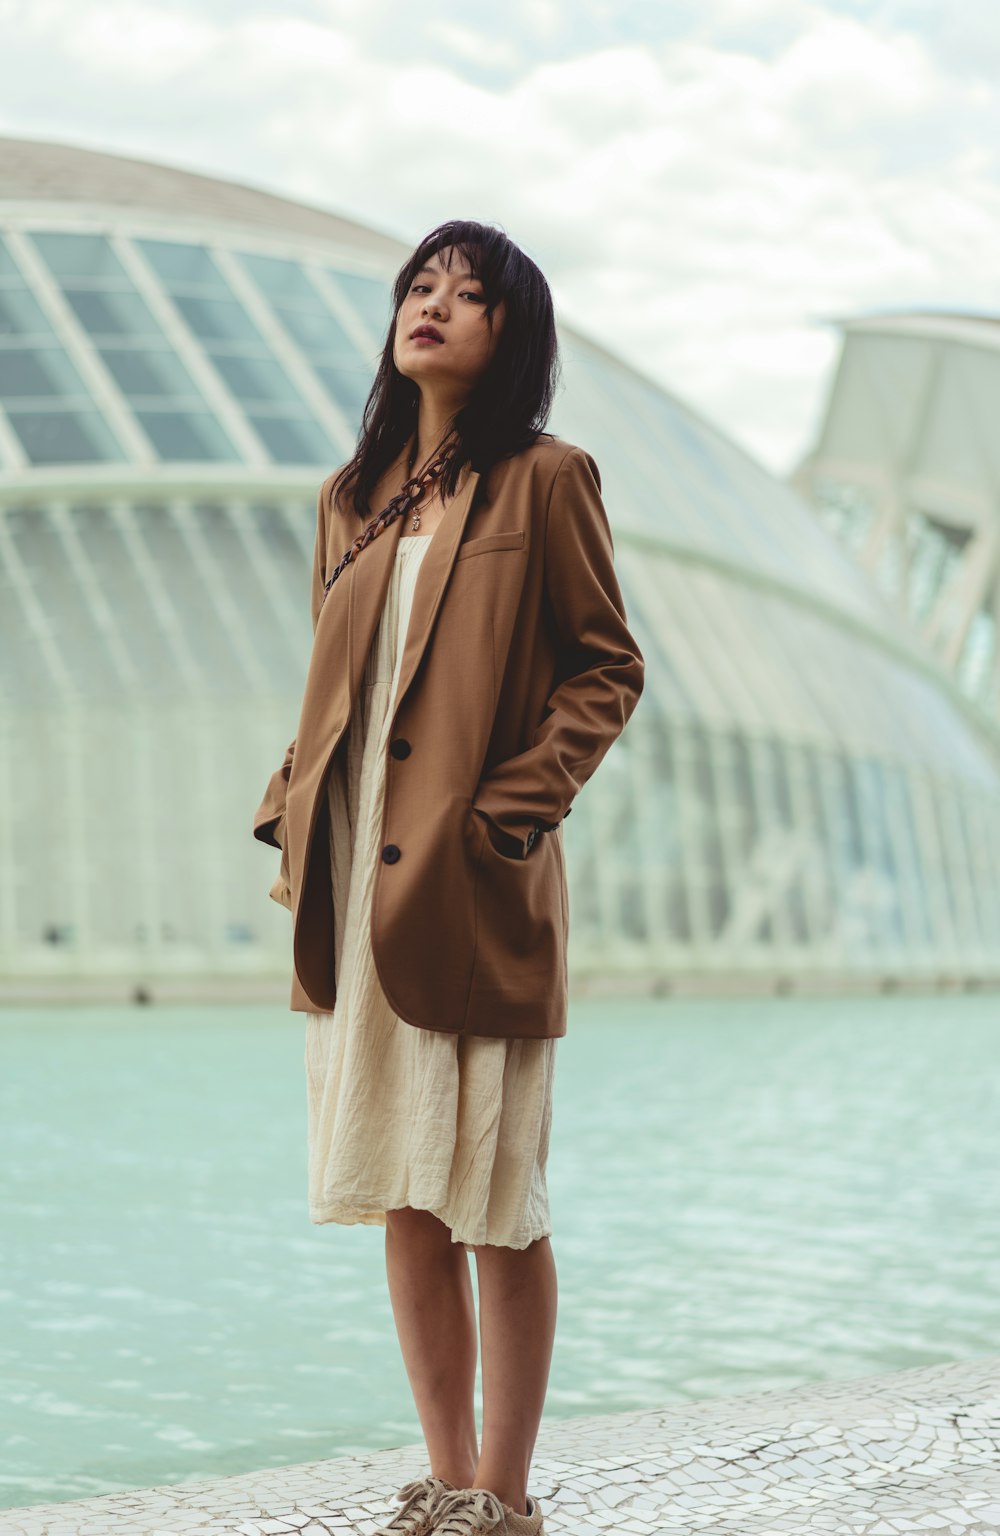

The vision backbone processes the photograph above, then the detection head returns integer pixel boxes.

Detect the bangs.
[405,230,508,321]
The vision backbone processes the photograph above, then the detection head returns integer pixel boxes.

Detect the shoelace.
[432,1487,508,1534]
[383,1475,455,1532]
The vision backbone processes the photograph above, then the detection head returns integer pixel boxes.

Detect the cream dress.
[304,530,557,1251]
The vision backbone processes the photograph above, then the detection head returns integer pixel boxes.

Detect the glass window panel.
[799,744,836,942]
[931,778,974,942]
[883,763,933,948]
[131,503,247,695]
[277,301,364,360]
[613,548,695,717]
[687,571,787,733]
[742,737,779,944]
[239,252,317,302]
[8,409,125,464]
[0,237,20,277]
[135,411,240,462]
[723,730,759,870]
[767,739,794,827]
[313,364,374,422]
[783,741,826,945]
[329,270,392,340]
[247,501,314,645]
[328,271,391,340]
[748,736,781,838]
[0,286,56,337]
[730,589,833,741]
[29,231,129,281]
[0,346,88,399]
[651,563,742,727]
[0,508,55,699]
[211,352,304,405]
[7,507,117,697]
[189,503,295,690]
[852,758,903,948]
[249,414,337,465]
[655,721,691,942]
[172,294,264,345]
[683,723,728,938]
[22,233,241,466]
[962,788,1000,947]
[829,752,864,866]
[557,343,698,547]
[136,239,228,289]
[957,605,995,702]
[910,773,959,944]
[63,287,163,338]
[69,504,181,695]
[236,254,376,372]
[99,346,202,400]
[575,344,763,563]
[745,595,846,746]
[814,750,866,948]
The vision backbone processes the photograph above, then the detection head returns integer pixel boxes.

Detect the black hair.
[331,218,561,521]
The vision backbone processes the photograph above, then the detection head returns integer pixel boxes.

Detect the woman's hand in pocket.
[473,806,536,860]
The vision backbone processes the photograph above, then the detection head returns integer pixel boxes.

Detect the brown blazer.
[252,431,645,1039]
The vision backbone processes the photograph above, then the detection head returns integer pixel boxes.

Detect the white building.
[2,137,999,1001]
[795,309,1000,718]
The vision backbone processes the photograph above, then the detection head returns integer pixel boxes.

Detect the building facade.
[2,139,1000,999]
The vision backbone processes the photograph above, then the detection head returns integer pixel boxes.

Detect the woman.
[253,220,645,1536]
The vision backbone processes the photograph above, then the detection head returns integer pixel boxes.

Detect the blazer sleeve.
[471,445,645,859]
[252,475,332,852]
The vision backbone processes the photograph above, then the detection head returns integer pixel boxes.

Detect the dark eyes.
[410,283,484,302]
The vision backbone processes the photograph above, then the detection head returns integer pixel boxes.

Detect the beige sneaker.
[372,1474,459,1535]
[429,1486,544,1535]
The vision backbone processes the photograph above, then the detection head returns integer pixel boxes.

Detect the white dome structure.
[2,137,999,1001]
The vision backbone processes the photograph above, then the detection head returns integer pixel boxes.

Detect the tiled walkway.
[4,1357,999,1535]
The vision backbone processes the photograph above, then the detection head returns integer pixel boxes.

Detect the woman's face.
[393,246,505,396]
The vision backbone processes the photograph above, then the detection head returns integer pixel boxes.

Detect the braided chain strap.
[319,439,459,613]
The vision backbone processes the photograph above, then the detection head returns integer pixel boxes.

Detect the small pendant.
[411,511,421,531]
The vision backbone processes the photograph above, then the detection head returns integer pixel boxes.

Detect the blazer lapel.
[391,462,480,714]
[344,443,481,721]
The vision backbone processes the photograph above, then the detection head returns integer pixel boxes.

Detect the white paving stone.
[1,1356,999,1535]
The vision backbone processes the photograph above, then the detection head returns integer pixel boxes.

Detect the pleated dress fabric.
[304,529,557,1251]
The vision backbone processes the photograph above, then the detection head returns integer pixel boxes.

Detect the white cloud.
[426,20,522,71]
[0,0,999,476]
[67,5,219,78]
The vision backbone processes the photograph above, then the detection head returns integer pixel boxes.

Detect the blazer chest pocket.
[455,530,525,561]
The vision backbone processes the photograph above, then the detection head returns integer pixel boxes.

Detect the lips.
[411,326,444,343]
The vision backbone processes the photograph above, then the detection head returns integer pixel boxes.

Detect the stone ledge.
[3,1356,999,1535]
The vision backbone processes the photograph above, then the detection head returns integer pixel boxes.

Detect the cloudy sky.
[2,0,998,477]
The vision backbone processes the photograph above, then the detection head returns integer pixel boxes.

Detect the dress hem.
[308,1196,552,1252]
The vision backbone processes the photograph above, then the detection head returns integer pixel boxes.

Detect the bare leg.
[384,1207,480,1488]
[470,1235,558,1517]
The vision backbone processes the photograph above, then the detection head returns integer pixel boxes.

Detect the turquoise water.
[1,994,998,1512]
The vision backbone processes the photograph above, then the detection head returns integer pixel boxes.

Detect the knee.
[386,1205,456,1247]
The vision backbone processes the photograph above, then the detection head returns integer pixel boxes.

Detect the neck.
[408,391,465,473]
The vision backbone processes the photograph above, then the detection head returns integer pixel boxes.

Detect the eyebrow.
[416,264,481,281]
